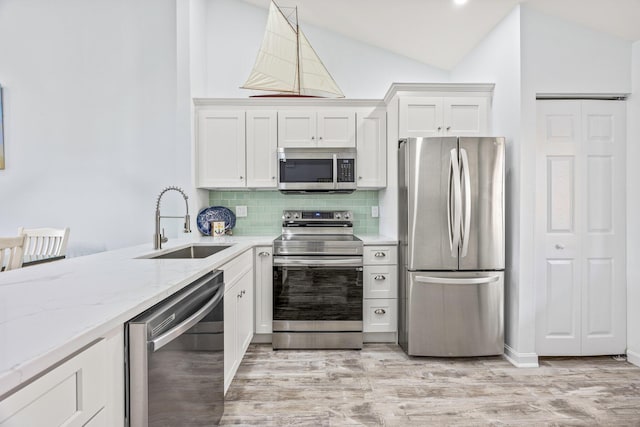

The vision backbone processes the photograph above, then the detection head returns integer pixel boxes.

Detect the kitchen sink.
[142,245,232,259]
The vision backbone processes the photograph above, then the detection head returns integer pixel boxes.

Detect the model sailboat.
[241,1,344,98]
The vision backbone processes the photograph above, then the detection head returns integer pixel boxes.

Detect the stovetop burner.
[273,210,362,256]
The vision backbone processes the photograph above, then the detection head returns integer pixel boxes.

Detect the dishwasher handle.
[150,284,224,352]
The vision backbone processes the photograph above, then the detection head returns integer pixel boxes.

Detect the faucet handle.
[184,214,191,233]
[161,228,168,244]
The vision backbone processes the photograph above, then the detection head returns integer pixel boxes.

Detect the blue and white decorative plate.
[196,206,236,236]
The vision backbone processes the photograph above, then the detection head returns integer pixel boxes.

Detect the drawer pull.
[258,251,270,257]
[374,252,386,258]
[374,308,386,315]
[374,275,386,280]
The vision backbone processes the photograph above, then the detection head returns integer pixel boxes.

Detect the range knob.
[335,213,342,220]
[284,213,291,220]
[343,212,351,220]
[293,212,300,219]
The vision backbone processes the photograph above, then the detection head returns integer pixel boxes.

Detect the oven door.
[272,256,363,329]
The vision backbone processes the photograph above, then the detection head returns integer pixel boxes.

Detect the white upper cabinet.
[196,110,246,188]
[278,110,356,148]
[399,96,489,138]
[246,111,278,188]
[356,108,387,188]
[195,109,278,190]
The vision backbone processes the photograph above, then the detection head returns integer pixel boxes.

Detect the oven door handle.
[150,285,224,352]
[273,257,363,267]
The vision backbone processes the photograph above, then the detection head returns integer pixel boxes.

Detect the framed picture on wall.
[0,84,4,170]
[0,86,4,169]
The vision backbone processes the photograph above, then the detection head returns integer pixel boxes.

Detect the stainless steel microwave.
[277,147,357,193]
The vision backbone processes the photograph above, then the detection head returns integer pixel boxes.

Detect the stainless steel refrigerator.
[398,137,505,357]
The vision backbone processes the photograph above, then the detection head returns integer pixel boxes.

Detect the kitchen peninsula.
[0,233,395,424]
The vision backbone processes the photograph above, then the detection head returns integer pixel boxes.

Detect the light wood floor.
[220,344,640,426]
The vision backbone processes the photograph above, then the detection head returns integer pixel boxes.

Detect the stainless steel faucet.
[154,186,191,249]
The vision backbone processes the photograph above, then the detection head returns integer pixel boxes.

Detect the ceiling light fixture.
[453,0,468,5]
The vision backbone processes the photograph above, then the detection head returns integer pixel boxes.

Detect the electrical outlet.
[236,205,248,217]
[371,206,379,218]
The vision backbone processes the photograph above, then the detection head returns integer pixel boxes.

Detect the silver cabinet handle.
[240,176,244,180]
[358,176,363,180]
[446,126,451,131]
[374,252,386,257]
[374,275,386,280]
[374,308,386,315]
[437,126,442,131]
[271,176,275,180]
[311,136,315,140]
[238,289,246,298]
[258,251,270,257]
[319,136,323,140]
[555,244,565,250]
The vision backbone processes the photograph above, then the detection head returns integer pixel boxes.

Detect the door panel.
[535,100,626,356]
[443,97,488,136]
[404,137,458,270]
[458,137,505,270]
[399,97,443,138]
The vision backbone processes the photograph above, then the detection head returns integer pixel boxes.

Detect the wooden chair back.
[18,227,70,257]
[0,235,26,271]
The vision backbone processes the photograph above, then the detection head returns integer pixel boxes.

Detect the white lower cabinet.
[0,327,124,427]
[363,245,398,340]
[221,249,254,394]
[254,246,273,335]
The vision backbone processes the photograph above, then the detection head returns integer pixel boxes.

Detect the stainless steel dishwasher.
[125,270,224,426]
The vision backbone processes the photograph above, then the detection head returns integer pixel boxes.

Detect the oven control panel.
[282,210,352,221]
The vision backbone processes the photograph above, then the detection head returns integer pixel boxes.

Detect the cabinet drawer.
[363,246,397,265]
[364,265,397,299]
[220,249,253,291]
[363,299,397,333]
[0,340,106,427]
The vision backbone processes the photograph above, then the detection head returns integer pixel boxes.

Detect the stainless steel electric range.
[272,210,363,349]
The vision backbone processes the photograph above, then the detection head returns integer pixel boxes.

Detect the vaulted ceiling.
[241,0,640,70]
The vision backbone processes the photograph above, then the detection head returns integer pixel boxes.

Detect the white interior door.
[535,100,626,356]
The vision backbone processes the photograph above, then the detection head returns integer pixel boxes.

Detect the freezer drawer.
[404,271,503,357]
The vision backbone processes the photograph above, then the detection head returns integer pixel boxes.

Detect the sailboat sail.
[241,1,344,98]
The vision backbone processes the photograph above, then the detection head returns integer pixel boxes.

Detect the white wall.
[0,0,185,256]
[202,0,448,99]
[517,5,632,358]
[627,41,640,367]
[451,7,533,365]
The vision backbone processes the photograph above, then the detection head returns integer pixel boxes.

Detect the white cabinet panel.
[254,247,273,334]
[221,250,254,394]
[356,108,387,188]
[535,100,626,356]
[399,96,489,138]
[246,111,278,188]
[196,110,246,188]
[364,265,397,299]
[0,340,107,427]
[363,299,397,333]
[363,246,397,265]
[278,110,355,148]
[443,97,488,136]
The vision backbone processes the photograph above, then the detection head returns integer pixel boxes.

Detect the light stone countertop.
[0,233,395,397]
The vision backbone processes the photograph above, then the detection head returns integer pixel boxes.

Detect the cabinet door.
[196,110,246,188]
[356,108,387,188]
[223,286,238,394]
[317,111,356,147]
[278,111,316,147]
[237,269,255,355]
[399,97,443,138]
[443,97,488,136]
[246,111,278,188]
[254,247,273,334]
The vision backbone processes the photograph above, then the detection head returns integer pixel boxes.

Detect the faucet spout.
[154,186,191,249]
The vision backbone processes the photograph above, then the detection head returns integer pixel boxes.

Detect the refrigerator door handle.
[447,148,462,257]
[460,148,471,257]
[415,275,500,285]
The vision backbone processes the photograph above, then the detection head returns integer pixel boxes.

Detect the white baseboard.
[251,333,272,344]
[504,344,539,368]
[627,349,640,367]
[363,332,397,343]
